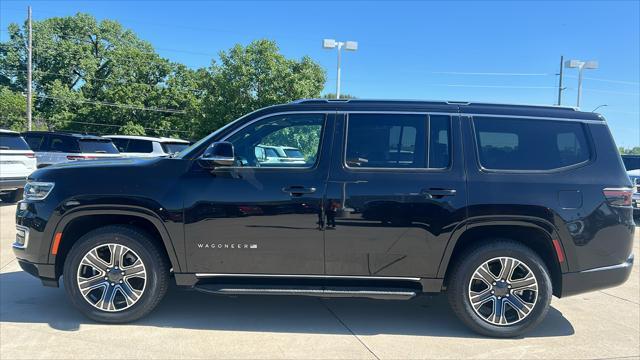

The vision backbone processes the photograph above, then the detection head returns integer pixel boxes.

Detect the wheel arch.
[50,207,182,279]
[438,219,565,297]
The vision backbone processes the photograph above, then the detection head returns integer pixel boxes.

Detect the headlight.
[24,182,55,201]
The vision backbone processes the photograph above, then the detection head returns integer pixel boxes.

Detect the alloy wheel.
[76,243,147,312]
[467,256,538,326]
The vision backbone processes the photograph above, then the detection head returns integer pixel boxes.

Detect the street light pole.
[336,42,342,98]
[323,39,357,99]
[565,59,598,108]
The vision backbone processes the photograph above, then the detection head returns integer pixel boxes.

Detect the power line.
[35,94,186,114]
[431,71,553,76]
[0,116,191,134]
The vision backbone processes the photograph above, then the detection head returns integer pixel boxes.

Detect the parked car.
[0,130,36,202]
[627,169,640,218]
[22,131,121,168]
[104,135,190,158]
[254,144,307,165]
[622,154,640,171]
[14,99,634,337]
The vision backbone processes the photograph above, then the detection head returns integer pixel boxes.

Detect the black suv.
[13,100,634,337]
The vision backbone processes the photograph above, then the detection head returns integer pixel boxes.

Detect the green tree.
[0,86,27,131]
[620,146,640,155]
[0,13,195,137]
[199,40,326,138]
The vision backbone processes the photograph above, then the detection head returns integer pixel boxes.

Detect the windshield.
[162,142,189,154]
[0,134,31,150]
[79,139,119,154]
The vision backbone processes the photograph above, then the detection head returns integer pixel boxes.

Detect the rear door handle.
[282,186,317,196]
[422,188,457,198]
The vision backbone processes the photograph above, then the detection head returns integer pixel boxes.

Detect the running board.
[193,284,417,300]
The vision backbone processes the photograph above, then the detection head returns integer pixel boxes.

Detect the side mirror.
[200,141,235,168]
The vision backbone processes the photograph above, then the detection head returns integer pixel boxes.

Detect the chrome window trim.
[195,273,421,281]
[342,112,453,172]
[469,115,596,174]
[13,225,29,249]
[217,111,332,170]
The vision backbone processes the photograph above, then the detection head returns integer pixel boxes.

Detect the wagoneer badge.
[197,243,258,249]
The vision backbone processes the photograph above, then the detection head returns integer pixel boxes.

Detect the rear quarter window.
[473,117,591,171]
[127,139,154,153]
[0,134,31,150]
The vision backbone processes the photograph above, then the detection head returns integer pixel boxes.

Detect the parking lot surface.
[0,203,638,359]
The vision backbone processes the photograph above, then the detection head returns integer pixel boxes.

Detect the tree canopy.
[0,13,327,140]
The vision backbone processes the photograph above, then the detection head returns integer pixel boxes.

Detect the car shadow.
[0,270,575,338]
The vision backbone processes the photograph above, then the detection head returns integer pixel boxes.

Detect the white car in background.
[105,135,190,157]
[0,129,37,203]
[255,145,307,165]
[22,131,121,168]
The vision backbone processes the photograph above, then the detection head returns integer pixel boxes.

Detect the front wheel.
[447,240,552,337]
[63,225,169,323]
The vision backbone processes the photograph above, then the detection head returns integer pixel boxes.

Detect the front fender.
[48,204,183,272]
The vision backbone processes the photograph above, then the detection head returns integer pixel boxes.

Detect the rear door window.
[110,138,129,152]
[0,133,31,150]
[474,117,591,171]
[23,134,45,151]
[345,113,451,169]
[49,135,80,153]
[79,140,119,154]
[161,142,189,154]
[127,139,154,153]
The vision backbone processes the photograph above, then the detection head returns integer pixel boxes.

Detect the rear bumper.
[0,177,26,191]
[16,259,58,287]
[561,254,634,297]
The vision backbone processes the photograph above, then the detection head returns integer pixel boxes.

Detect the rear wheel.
[447,240,552,337]
[63,225,169,323]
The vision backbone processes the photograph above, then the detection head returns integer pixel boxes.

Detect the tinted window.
[110,138,129,152]
[474,117,591,170]
[79,140,119,154]
[346,114,427,168]
[161,142,189,154]
[23,134,45,151]
[429,115,451,168]
[49,135,80,153]
[127,139,154,153]
[283,149,304,158]
[226,113,324,167]
[0,133,30,150]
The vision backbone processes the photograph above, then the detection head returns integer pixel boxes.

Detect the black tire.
[0,188,23,203]
[447,239,552,338]
[63,225,170,323]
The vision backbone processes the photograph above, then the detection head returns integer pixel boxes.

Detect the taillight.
[66,155,97,160]
[25,153,35,158]
[603,188,633,207]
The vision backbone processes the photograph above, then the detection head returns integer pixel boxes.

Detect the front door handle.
[422,188,457,198]
[282,186,317,196]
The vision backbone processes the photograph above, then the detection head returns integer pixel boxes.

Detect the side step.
[193,284,416,300]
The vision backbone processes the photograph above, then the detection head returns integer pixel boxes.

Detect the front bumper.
[16,259,58,287]
[0,177,26,191]
[561,254,634,297]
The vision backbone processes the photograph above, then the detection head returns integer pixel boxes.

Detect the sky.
[1,0,639,147]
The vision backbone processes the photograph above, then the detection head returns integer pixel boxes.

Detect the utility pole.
[557,55,564,106]
[26,5,32,131]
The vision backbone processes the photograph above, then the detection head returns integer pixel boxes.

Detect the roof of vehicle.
[104,135,189,143]
[275,99,604,121]
[0,129,20,135]
[22,131,111,141]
